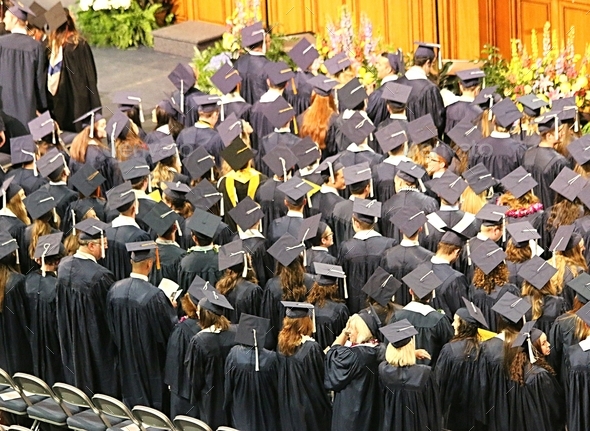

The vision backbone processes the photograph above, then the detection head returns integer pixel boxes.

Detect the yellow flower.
[524,84,532,94]
[358,66,366,76]
[320,64,328,74]
[559,74,568,84]
[322,47,330,55]
[560,82,571,93]
[222,33,235,51]
[577,76,588,88]
[523,69,533,82]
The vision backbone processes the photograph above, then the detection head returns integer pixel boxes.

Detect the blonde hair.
[385,338,416,367]
[521,280,558,320]
[7,192,30,225]
[460,187,487,215]
[348,314,373,344]
[151,158,179,189]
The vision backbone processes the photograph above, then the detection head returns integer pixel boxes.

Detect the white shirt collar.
[220,93,246,103]
[299,164,319,177]
[320,184,340,195]
[440,203,459,211]
[311,246,328,251]
[381,75,399,84]
[200,325,222,333]
[401,238,419,246]
[346,142,374,153]
[431,170,445,179]
[111,215,140,229]
[134,189,152,200]
[476,232,489,241]
[274,127,291,133]
[238,228,265,240]
[287,210,304,218]
[405,66,428,81]
[353,229,382,240]
[404,301,436,316]
[73,250,97,263]
[130,273,149,282]
[0,208,16,218]
[189,245,215,252]
[49,181,67,186]
[259,89,282,103]
[389,113,407,120]
[247,50,266,57]
[384,155,411,165]
[457,95,475,103]
[156,124,170,134]
[431,255,451,265]
[155,238,180,247]
[490,131,511,139]
[10,28,28,35]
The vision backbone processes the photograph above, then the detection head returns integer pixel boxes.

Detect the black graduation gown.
[396,75,445,134]
[56,255,117,396]
[0,33,47,129]
[574,215,590,264]
[177,247,222,296]
[268,214,303,244]
[49,40,101,133]
[21,225,60,276]
[6,167,48,196]
[565,343,590,431]
[177,217,233,250]
[254,178,287,238]
[224,345,280,431]
[420,209,480,253]
[248,101,278,151]
[24,270,63,386]
[182,88,207,128]
[69,146,124,195]
[506,260,526,289]
[164,318,200,418]
[144,130,169,146]
[277,340,332,431]
[104,223,151,281]
[372,157,407,202]
[149,242,186,286]
[284,70,314,116]
[176,125,225,166]
[391,303,453,366]
[338,234,396,314]
[380,190,439,241]
[380,243,434,306]
[366,83,393,130]
[221,279,263,324]
[379,363,442,431]
[40,183,78,224]
[241,235,273,288]
[529,295,566,335]
[337,148,384,171]
[469,283,520,333]
[314,300,350,350]
[0,272,33,375]
[0,214,27,267]
[106,277,177,410]
[235,53,270,105]
[549,313,582,380]
[256,132,301,177]
[435,339,485,431]
[135,197,157,233]
[522,146,568,208]
[328,111,377,153]
[304,247,337,274]
[324,343,384,431]
[469,135,526,180]
[479,336,510,431]
[308,190,345,222]
[426,260,470,320]
[185,326,238,429]
[444,100,478,134]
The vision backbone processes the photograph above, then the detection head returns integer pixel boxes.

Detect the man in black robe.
[396,43,445,135]
[284,38,318,116]
[0,4,47,131]
[56,219,118,396]
[235,22,270,105]
[366,51,403,129]
[106,241,177,411]
[444,68,484,134]
[304,222,337,274]
[104,182,151,281]
[36,148,78,223]
[268,177,311,244]
[254,174,288,239]
[8,135,48,195]
[119,158,156,234]
[308,155,346,221]
[210,62,252,124]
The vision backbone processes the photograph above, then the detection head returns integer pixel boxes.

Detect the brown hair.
[0,260,12,309]
[151,157,181,189]
[452,316,481,359]
[216,269,242,296]
[180,293,198,319]
[115,129,148,162]
[70,126,110,163]
[472,263,508,294]
[479,112,492,137]
[437,242,461,256]
[546,198,581,231]
[460,187,487,215]
[497,190,540,210]
[505,240,532,263]
[307,281,341,308]
[48,8,79,49]
[197,307,231,331]
[299,92,337,150]
[352,216,375,231]
[7,192,30,225]
[277,315,314,356]
[552,244,587,294]
[450,143,469,175]
[521,280,558,320]
[29,214,59,259]
[163,193,194,219]
[276,258,307,301]
[503,330,528,385]
[408,142,433,169]
[566,297,590,342]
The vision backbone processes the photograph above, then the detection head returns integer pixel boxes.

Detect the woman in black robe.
[521,279,566,335]
[0,182,30,265]
[564,315,590,431]
[276,303,332,431]
[324,313,384,431]
[505,237,533,288]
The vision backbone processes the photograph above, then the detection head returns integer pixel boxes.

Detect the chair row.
[0,368,238,431]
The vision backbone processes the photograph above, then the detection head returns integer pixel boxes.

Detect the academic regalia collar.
[404,66,428,81]
[404,300,436,316]
[156,124,170,134]
[188,244,215,252]
[274,127,291,133]
[238,228,265,240]
[130,273,149,282]
[349,195,356,201]
[155,238,181,247]
[299,165,319,176]
[259,89,282,103]
[490,131,511,139]
[346,142,375,153]
[286,210,304,218]
[381,75,399,84]
[200,325,222,333]
[320,184,339,195]
[133,189,153,201]
[11,28,28,35]
[247,50,266,57]
[74,250,97,263]
[0,207,17,218]
[389,113,407,120]
[401,238,420,247]
[384,155,411,166]
[311,246,329,252]
[49,181,67,186]
[220,93,246,104]
[431,255,452,265]
[457,95,475,103]
[440,203,459,211]
[431,170,445,179]
[195,121,213,129]
[476,232,489,241]
[167,167,178,173]
[111,214,140,229]
[353,229,382,240]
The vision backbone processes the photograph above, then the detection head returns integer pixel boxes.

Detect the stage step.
[153,20,226,58]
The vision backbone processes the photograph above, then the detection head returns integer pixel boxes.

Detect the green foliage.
[480,44,510,94]
[76,1,160,49]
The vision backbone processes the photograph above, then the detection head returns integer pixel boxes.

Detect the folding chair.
[12,373,81,430]
[216,427,241,431]
[0,368,43,418]
[53,383,126,431]
[7,426,34,431]
[92,394,143,431]
[172,416,212,431]
[131,406,176,431]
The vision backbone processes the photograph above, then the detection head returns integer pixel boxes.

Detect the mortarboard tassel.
[502,215,506,244]
[155,246,161,270]
[467,239,472,266]
[488,97,493,121]
[292,117,298,135]
[328,162,334,184]
[575,107,580,133]
[148,174,152,193]
[41,243,50,277]
[175,219,182,237]
[312,308,316,333]
[242,252,248,278]
[211,167,215,182]
[424,222,429,236]
[219,194,224,216]
[253,328,259,372]
[111,122,117,158]
[291,77,297,95]
[15,248,19,266]
[53,208,58,225]
[280,157,287,182]
[527,334,537,364]
[180,80,184,114]
[369,178,374,198]
[100,229,105,259]
[307,192,313,208]
[554,116,559,141]
[259,215,263,233]
[418,178,426,193]
[52,128,56,145]
[343,276,348,299]
[90,113,95,139]
[71,209,76,236]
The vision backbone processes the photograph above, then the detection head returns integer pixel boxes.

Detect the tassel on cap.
[111,122,117,158]
[253,328,260,372]
[90,112,95,139]
[180,81,184,114]
[175,219,182,237]
[280,157,287,182]
[71,209,76,236]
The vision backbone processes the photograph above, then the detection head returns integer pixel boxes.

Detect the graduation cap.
[187,208,222,239]
[535,111,561,138]
[396,160,426,190]
[577,182,590,211]
[288,38,319,71]
[492,291,531,324]
[184,147,215,180]
[28,111,56,143]
[149,135,179,163]
[390,206,427,237]
[168,63,195,94]
[7,1,35,21]
[24,188,57,220]
[549,224,579,254]
[162,181,191,201]
[241,21,265,47]
[73,107,102,139]
[491,98,522,129]
[267,233,305,266]
[473,86,501,108]
[567,272,590,304]
[361,266,401,307]
[210,62,241,95]
[119,158,150,183]
[307,74,338,97]
[426,170,467,205]
[511,320,539,363]
[217,113,243,147]
[407,114,437,144]
[228,197,263,231]
[518,256,557,289]
[218,239,248,272]
[314,262,346,286]
[263,145,298,179]
[28,2,47,29]
[0,232,18,261]
[386,49,405,74]
[414,42,441,69]
[37,148,66,179]
[374,121,408,154]
[10,135,36,167]
[440,228,469,247]
[447,120,482,151]
[126,241,158,262]
[549,166,587,201]
[112,90,143,112]
[470,239,506,274]
[576,301,590,327]
[457,297,488,328]
[296,214,321,244]
[44,3,67,32]
[33,232,63,275]
[141,201,183,237]
[282,301,314,320]
[500,167,537,199]
[70,163,105,197]
[106,110,131,145]
[277,177,313,204]
[380,319,418,348]
[343,162,372,187]
[187,275,213,303]
[221,138,254,171]
[235,313,271,371]
[292,137,321,168]
[194,95,221,114]
[0,177,19,209]
[506,221,540,246]
[199,289,234,315]
[456,68,485,88]
[261,97,295,129]
[265,61,295,86]
[431,143,456,166]
[352,198,381,225]
[324,53,351,75]
[315,154,344,184]
[567,135,590,166]
[518,94,548,117]
[462,163,496,195]
[340,112,375,144]
[475,203,507,226]
[380,82,412,108]
[75,218,108,257]
[337,78,367,111]
[186,180,223,213]
[552,97,579,129]
[106,181,136,211]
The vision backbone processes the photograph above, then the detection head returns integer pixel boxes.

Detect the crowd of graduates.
[5,2,590,431]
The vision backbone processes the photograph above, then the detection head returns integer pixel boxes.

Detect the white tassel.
[210,168,215,181]
[343,277,348,299]
[242,253,248,277]
[221,103,225,122]
[312,308,316,333]
[253,328,259,372]
[369,178,374,198]
[280,157,287,181]
[328,162,335,184]
[175,220,182,237]
[502,215,506,243]
[71,209,76,236]
[424,222,429,236]
[180,81,184,114]
[467,239,472,266]
[41,254,46,277]
[148,174,152,193]
[488,98,493,121]
[575,108,580,133]
[307,192,313,208]
[219,195,224,216]
[33,159,38,177]
[135,198,139,215]
[111,122,117,158]
[15,249,19,265]
[53,208,57,224]
[90,113,95,139]
[527,337,537,364]
[100,230,105,259]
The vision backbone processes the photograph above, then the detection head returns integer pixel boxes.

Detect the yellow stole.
[225,168,260,207]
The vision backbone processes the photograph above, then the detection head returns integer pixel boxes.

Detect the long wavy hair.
[48,8,79,49]
[197,307,231,331]
[299,92,337,150]
[151,155,182,189]
[566,298,590,342]
[472,262,508,294]
[163,193,194,220]
[216,267,243,296]
[408,141,433,169]
[70,123,110,163]
[546,197,582,231]
[276,257,307,301]
[307,281,341,307]
[277,315,313,356]
[452,316,481,359]
[29,212,59,259]
[7,191,30,225]
[551,242,587,294]
[521,280,558,320]
[504,330,556,385]
[460,187,488,215]
[497,190,540,211]
[115,128,148,162]
[0,253,18,310]
[505,239,533,263]
[180,293,198,319]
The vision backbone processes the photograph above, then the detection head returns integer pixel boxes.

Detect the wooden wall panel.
[192,0,232,25]
[438,0,481,60]
[560,2,590,57]
[266,0,311,34]
[517,0,551,50]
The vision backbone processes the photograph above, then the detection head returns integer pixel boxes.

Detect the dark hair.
[351,101,365,112]
[192,231,214,246]
[48,166,65,182]
[118,201,134,214]
[452,316,481,359]
[386,102,405,114]
[413,56,432,67]
[350,180,369,195]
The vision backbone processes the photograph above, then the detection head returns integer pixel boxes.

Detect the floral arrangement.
[76,0,162,49]
[314,6,382,85]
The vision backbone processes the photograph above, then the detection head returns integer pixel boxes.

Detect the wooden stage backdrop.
[173,0,590,60]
